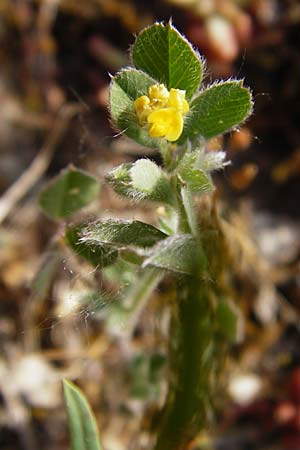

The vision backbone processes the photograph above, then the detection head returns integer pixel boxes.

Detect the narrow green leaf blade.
[65,224,118,268]
[39,167,100,220]
[143,234,207,275]
[63,379,102,450]
[109,68,159,147]
[81,219,167,249]
[180,81,253,142]
[132,22,203,99]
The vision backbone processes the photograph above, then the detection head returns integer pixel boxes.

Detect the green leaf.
[180,81,253,142]
[65,224,118,268]
[179,153,213,194]
[215,300,238,341]
[39,167,100,220]
[109,68,159,147]
[180,167,212,194]
[80,219,167,249]
[132,21,203,99]
[63,379,102,450]
[143,234,207,275]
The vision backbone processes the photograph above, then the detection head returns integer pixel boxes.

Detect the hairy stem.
[154,193,224,450]
[154,278,219,450]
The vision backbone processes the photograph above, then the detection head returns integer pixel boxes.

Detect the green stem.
[154,278,218,450]
[159,141,172,170]
[153,190,226,450]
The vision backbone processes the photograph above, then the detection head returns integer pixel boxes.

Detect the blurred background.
[1,1,300,449]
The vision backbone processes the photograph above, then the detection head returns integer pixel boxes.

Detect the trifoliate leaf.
[132,22,203,99]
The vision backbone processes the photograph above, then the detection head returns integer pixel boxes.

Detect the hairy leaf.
[180,81,253,142]
[132,22,203,99]
[109,68,159,147]
[80,219,167,249]
[65,224,118,268]
[179,153,213,194]
[143,234,207,275]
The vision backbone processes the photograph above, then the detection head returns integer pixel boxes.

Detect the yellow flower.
[133,84,189,142]
[134,95,151,125]
[148,109,183,141]
[149,84,169,107]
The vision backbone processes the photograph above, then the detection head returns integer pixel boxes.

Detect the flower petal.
[134,95,150,112]
[149,84,169,106]
[168,89,189,113]
[134,85,189,141]
[148,108,183,142]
